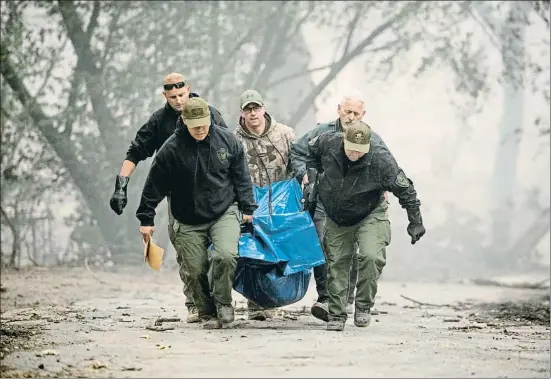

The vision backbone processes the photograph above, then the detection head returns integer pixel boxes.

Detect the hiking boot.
[354,307,371,327]
[327,319,345,331]
[186,306,200,323]
[216,303,235,324]
[201,314,221,329]
[311,301,329,322]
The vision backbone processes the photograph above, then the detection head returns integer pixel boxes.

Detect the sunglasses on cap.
[163,81,186,91]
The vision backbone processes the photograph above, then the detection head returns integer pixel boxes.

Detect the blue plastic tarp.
[232,179,326,308]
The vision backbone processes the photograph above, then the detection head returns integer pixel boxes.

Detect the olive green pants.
[313,201,358,304]
[171,203,241,318]
[167,198,195,309]
[323,201,391,321]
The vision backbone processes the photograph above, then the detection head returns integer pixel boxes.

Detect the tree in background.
[1,1,548,274]
[0,0,325,265]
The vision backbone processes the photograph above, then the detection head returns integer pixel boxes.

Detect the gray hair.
[339,89,365,106]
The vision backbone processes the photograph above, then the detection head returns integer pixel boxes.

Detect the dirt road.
[1,266,549,378]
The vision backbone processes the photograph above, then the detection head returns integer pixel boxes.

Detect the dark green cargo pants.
[171,203,241,318]
[167,198,195,309]
[313,201,358,304]
[323,201,391,321]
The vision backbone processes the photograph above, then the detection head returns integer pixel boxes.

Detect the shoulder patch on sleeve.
[395,171,410,188]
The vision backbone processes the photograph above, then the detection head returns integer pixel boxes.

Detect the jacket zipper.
[193,145,199,211]
[330,151,347,223]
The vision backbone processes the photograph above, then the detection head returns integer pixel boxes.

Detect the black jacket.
[306,131,421,227]
[125,93,227,165]
[136,122,257,226]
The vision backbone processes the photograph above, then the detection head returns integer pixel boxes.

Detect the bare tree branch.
[100,6,126,70]
[266,63,335,89]
[507,207,551,262]
[57,0,120,163]
[0,204,18,267]
[250,11,296,92]
[265,37,403,90]
[467,3,502,51]
[342,2,364,56]
[290,1,316,36]
[210,1,221,105]
[203,3,289,99]
[33,36,69,100]
[59,0,101,138]
[288,1,423,126]
[86,0,101,38]
[530,0,550,27]
[1,46,120,252]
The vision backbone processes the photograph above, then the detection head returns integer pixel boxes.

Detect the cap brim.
[185,116,211,128]
[241,101,263,110]
[344,140,370,153]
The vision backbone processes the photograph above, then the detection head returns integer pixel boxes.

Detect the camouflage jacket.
[235,113,296,187]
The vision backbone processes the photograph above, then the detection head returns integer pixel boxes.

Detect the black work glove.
[240,222,254,234]
[109,175,130,215]
[406,207,426,245]
[295,171,305,184]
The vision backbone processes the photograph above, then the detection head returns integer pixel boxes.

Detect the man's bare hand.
[242,214,253,223]
[302,173,309,187]
[139,226,155,243]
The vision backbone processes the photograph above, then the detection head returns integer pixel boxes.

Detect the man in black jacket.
[110,73,227,323]
[306,121,426,332]
[290,90,391,322]
[136,97,257,327]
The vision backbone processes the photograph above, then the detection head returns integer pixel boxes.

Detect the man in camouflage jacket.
[234,89,296,320]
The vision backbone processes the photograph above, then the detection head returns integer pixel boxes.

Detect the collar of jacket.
[236,112,274,139]
[164,102,180,117]
[335,118,344,132]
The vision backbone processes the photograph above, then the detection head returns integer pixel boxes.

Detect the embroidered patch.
[395,171,410,188]
[217,147,228,164]
[191,107,204,117]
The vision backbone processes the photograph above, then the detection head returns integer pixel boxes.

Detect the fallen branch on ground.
[145,325,175,332]
[155,317,180,325]
[400,294,449,307]
[449,325,485,331]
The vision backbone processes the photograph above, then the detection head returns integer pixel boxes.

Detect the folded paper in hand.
[143,238,164,271]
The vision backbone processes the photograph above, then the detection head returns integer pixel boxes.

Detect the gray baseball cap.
[240,89,264,109]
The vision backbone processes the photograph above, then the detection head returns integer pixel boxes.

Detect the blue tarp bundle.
[232,179,326,309]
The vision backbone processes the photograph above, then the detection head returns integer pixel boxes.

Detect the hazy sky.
[302,18,550,261]
[16,3,550,266]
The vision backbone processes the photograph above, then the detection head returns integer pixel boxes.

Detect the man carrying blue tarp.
[136,97,257,327]
[290,90,393,321]
[305,121,426,331]
[234,89,297,321]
